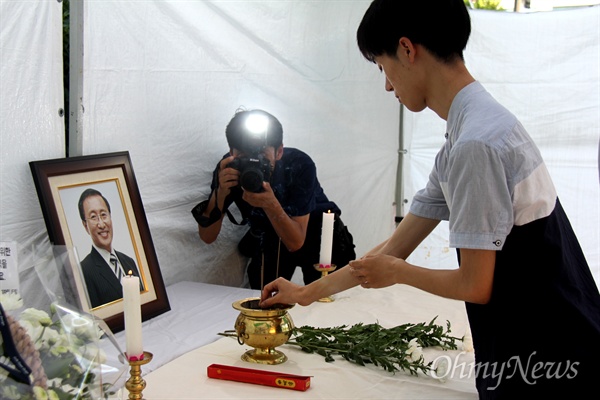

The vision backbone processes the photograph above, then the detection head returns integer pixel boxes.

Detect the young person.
[194,109,355,289]
[260,1,600,397]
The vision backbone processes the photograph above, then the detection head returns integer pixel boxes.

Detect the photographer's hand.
[241,181,278,209]
[217,156,239,200]
[197,156,239,244]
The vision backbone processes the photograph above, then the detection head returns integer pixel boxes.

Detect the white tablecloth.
[131,282,477,399]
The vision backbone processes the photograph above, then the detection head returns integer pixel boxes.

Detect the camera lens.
[240,168,264,192]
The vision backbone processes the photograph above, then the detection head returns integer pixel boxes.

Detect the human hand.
[348,254,402,289]
[242,181,278,209]
[259,277,303,308]
[217,156,240,196]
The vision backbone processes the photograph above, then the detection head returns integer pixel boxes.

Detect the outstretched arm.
[348,213,495,303]
[261,212,495,307]
[349,210,495,304]
[260,212,440,307]
[349,248,495,304]
[260,263,361,307]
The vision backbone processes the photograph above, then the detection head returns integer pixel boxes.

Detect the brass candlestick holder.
[314,264,337,302]
[125,351,153,400]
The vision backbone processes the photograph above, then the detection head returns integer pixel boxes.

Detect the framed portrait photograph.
[30,151,170,332]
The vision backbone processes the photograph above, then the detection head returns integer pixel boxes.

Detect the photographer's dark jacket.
[210,147,355,289]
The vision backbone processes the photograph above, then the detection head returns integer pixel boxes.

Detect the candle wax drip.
[127,353,145,362]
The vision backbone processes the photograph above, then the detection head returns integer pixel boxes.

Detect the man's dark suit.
[80,247,143,308]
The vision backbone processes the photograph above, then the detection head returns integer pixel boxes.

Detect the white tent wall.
[0,0,65,300]
[80,1,399,287]
[1,1,598,298]
[404,7,600,286]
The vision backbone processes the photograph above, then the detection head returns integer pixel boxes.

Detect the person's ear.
[398,37,414,60]
[276,144,284,160]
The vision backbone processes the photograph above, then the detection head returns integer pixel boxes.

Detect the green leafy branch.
[286,317,461,376]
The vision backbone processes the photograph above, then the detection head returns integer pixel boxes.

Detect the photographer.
[193,109,355,289]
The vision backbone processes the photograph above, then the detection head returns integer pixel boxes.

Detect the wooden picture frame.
[30,151,170,332]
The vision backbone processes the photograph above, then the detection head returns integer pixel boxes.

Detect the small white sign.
[0,241,19,296]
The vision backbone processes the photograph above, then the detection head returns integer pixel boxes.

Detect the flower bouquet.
[0,245,126,399]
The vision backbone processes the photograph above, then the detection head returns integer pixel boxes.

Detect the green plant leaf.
[287,318,460,376]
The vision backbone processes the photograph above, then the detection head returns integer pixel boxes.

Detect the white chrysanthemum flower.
[47,390,60,400]
[61,313,103,343]
[406,338,419,352]
[4,306,109,398]
[406,338,424,362]
[20,320,63,351]
[0,384,21,400]
[410,345,423,362]
[32,386,49,400]
[50,345,71,357]
[78,344,106,365]
[462,331,474,352]
[41,327,62,346]
[74,322,101,342]
[0,293,23,311]
[20,320,44,349]
[20,308,52,327]
[434,357,450,382]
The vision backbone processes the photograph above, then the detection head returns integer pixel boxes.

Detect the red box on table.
[207,363,311,391]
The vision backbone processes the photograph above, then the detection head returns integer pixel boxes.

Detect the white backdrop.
[79,0,399,287]
[1,2,598,297]
[0,0,64,296]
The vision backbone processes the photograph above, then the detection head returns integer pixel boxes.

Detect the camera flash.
[245,113,269,136]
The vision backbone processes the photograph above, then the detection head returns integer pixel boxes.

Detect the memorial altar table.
[117,281,478,399]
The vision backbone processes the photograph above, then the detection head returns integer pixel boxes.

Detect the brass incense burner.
[232,298,295,365]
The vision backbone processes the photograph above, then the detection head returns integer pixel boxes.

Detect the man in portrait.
[78,188,144,308]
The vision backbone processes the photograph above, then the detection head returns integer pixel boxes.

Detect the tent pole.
[68,0,84,157]
[395,105,406,226]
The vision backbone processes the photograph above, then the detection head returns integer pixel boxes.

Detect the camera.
[224,110,278,192]
[227,154,272,193]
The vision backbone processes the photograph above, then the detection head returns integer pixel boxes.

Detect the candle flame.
[127,270,133,276]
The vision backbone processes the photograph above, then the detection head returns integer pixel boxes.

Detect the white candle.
[319,211,334,267]
[122,272,143,361]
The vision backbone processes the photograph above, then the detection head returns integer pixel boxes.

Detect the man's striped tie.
[110,253,123,281]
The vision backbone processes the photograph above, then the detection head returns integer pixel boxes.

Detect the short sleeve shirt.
[409,82,556,250]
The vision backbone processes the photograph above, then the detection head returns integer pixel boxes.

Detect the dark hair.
[78,188,111,221]
[225,109,283,153]
[357,0,471,64]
